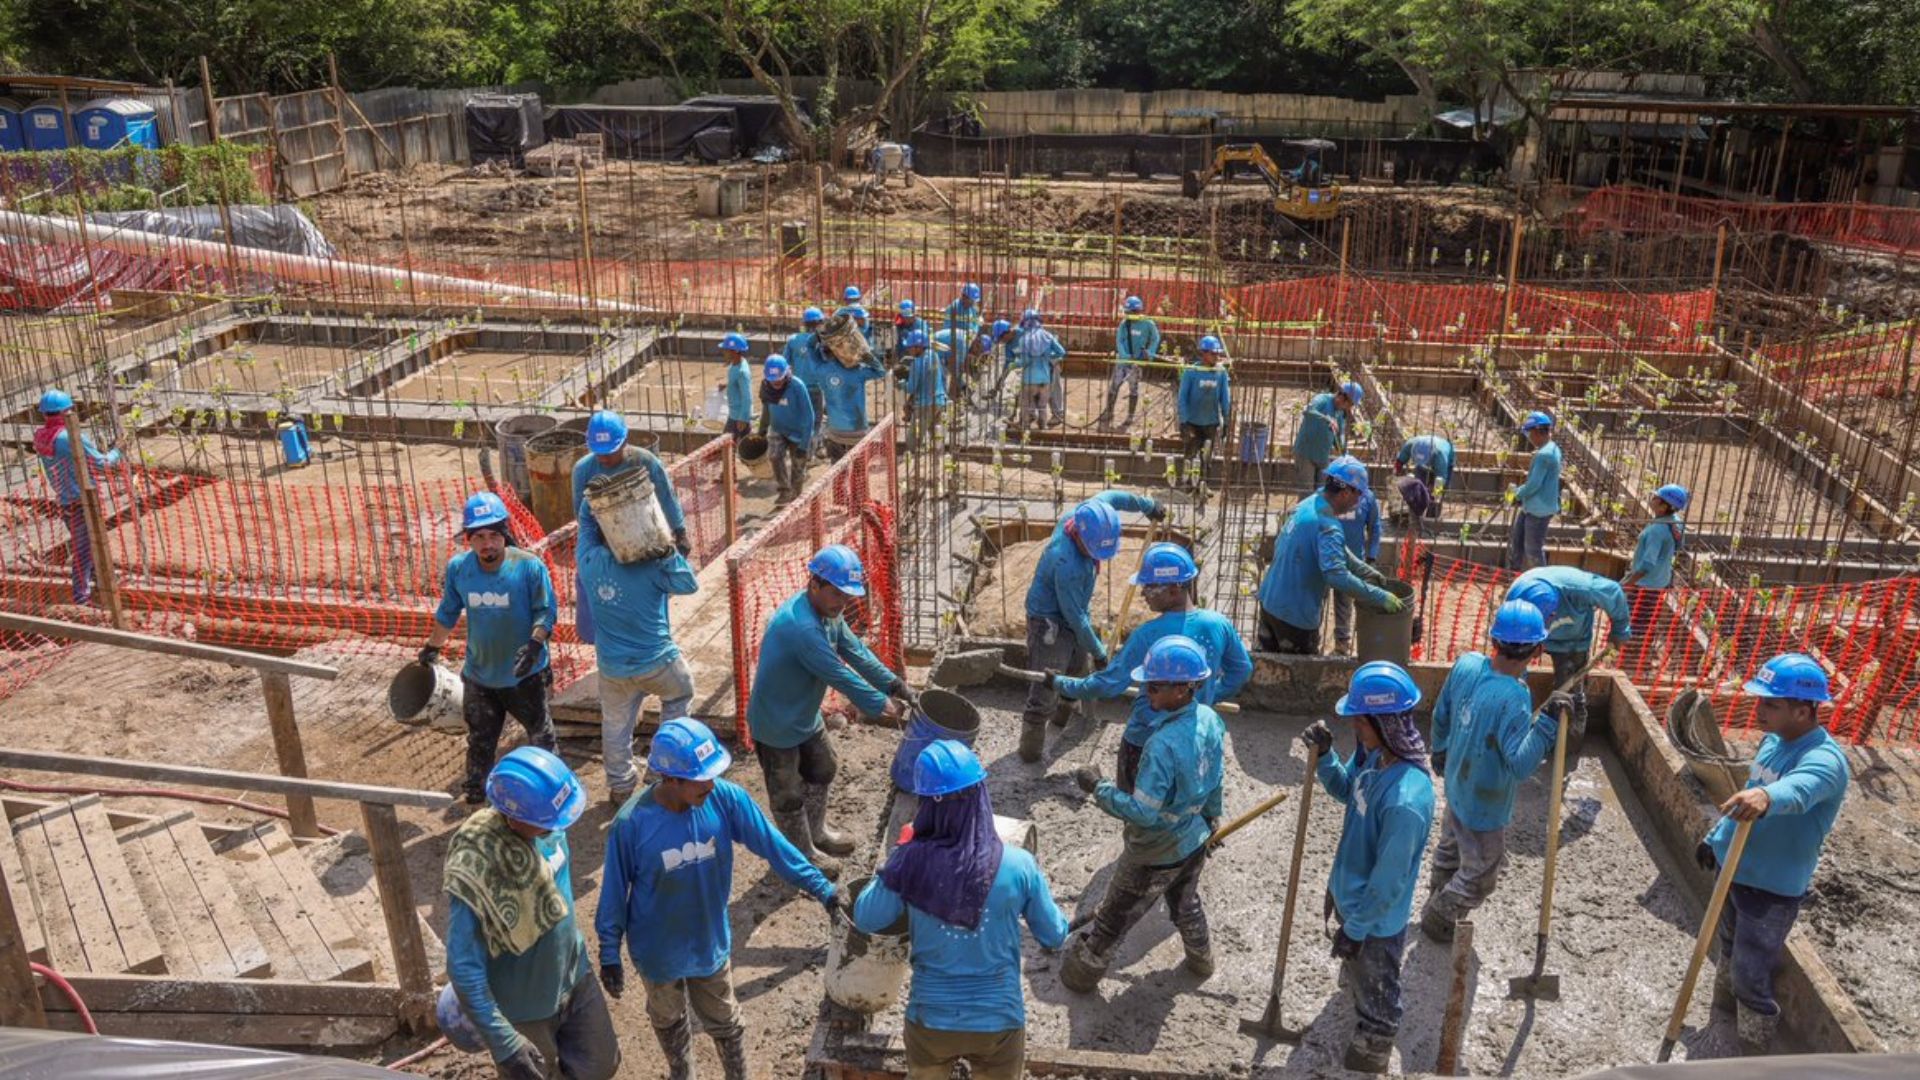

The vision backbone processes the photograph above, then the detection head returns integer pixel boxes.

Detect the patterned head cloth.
[1369,709,1430,772]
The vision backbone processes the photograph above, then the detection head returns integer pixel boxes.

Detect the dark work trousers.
[756,729,840,815]
[1258,608,1319,655]
[1084,845,1210,961]
[503,970,621,1080]
[1338,925,1409,1039]
[1024,616,1093,728]
[1179,423,1218,459]
[1714,883,1806,1016]
[1548,648,1590,772]
[62,502,94,604]
[722,419,751,440]
[463,668,556,797]
[1116,739,1146,794]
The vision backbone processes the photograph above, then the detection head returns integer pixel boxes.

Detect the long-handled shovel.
[1066,784,1288,932]
[1657,818,1754,1062]
[1241,745,1321,1040]
[996,665,1240,714]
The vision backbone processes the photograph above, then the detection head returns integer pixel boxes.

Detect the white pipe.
[0,209,639,312]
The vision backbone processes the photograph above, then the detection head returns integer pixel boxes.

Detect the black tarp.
[680,95,810,150]
[545,105,738,161]
[691,125,738,163]
[466,93,545,165]
[909,130,1490,185]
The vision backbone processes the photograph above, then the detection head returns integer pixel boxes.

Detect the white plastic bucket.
[824,875,910,1013]
[389,662,464,732]
[586,467,675,563]
[816,313,872,368]
[700,387,729,430]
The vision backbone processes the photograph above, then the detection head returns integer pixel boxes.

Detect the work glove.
[1545,690,1576,722]
[1144,502,1168,522]
[416,644,441,667]
[512,641,545,681]
[1432,749,1448,776]
[1379,592,1406,615]
[1041,670,1060,690]
[599,962,625,999]
[889,680,921,711]
[1695,839,1719,874]
[823,887,855,922]
[1330,931,1362,961]
[1091,648,1110,670]
[673,528,691,557]
[1504,487,1519,506]
[1072,765,1102,795]
[497,1042,548,1080]
[1302,720,1333,757]
[1433,480,1446,498]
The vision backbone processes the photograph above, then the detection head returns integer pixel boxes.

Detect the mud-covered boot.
[1018,719,1048,763]
[805,783,855,857]
[653,1018,695,1080]
[1122,390,1139,430]
[1343,1031,1393,1074]
[1183,945,1214,978]
[713,1031,749,1080]
[1058,932,1110,994]
[1420,898,1457,944]
[774,808,841,880]
[1428,863,1457,898]
[1711,964,1736,1020]
[1736,1003,1779,1056]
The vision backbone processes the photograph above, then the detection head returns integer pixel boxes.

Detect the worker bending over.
[1051,543,1250,791]
[1256,456,1402,655]
[1393,434,1453,515]
[1302,662,1435,1074]
[1507,566,1632,773]
[1020,491,1166,762]
[856,741,1068,1080]
[755,356,815,505]
[747,544,910,876]
[573,410,688,645]
[1507,411,1561,570]
[1061,635,1226,992]
[1695,653,1848,1056]
[1292,381,1362,490]
[941,283,985,399]
[1177,336,1231,476]
[1419,602,1568,942]
[1098,295,1160,430]
[422,493,557,804]
[598,719,843,1080]
[1010,309,1067,431]
[1621,483,1688,657]
[717,333,755,440]
[444,748,616,1080]
[899,329,946,450]
[33,388,120,606]
[1330,478,1381,656]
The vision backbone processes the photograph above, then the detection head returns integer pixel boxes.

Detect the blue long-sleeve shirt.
[1430,652,1557,831]
[1013,328,1066,386]
[903,350,947,407]
[820,358,888,436]
[1056,607,1251,747]
[726,359,754,424]
[1177,365,1230,427]
[1338,489,1381,563]
[943,299,982,337]
[1258,493,1390,632]
[1094,702,1226,866]
[1292,392,1347,465]
[891,316,928,360]
[784,331,825,385]
[1024,490,1160,658]
[576,506,699,678]
[446,832,589,1061]
[1395,436,1454,487]
[1319,749,1435,940]
[37,427,120,506]
[1115,317,1160,361]
[1707,726,1848,897]
[434,549,556,688]
[1513,440,1564,517]
[747,590,896,748]
[1509,566,1633,655]
[853,847,1067,1033]
[762,376,815,445]
[572,446,686,535]
[1630,515,1683,589]
[598,780,833,983]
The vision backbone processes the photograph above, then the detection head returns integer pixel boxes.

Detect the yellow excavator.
[1181,139,1341,222]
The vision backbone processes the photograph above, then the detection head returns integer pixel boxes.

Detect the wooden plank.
[11,807,86,970]
[259,671,320,838]
[252,824,374,982]
[121,814,273,979]
[362,803,433,1031]
[0,749,454,809]
[0,829,46,1025]
[117,817,199,977]
[45,1009,399,1047]
[0,611,337,679]
[39,972,403,1014]
[165,815,272,978]
[0,823,47,963]
[69,796,166,974]
[216,827,334,983]
[34,797,124,972]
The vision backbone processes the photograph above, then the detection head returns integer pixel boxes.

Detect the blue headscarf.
[878,782,1004,930]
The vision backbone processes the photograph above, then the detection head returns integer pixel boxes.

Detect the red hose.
[0,777,340,837]
[385,1035,450,1071]
[31,962,96,1034]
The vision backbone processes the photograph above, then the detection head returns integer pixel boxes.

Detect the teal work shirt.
[762,376,815,446]
[1056,608,1251,747]
[1291,392,1346,465]
[1509,566,1633,655]
[820,358,888,436]
[1395,436,1454,486]
[1024,490,1159,658]
[576,506,699,678]
[1319,749,1435,940]
[1013,328,1066,385]
[746,590,896,748]
[571,446,686,535]
[1430,652,1556,831]
[903,350,947,407]
[1707,726,1849,897]
[1094,702,1226,866]
[1513,440,1563,517]
[1177,364,1230,427]
[1257,493,1389,632]
[726,359,754,423]
[1115,316,1161,361]
[434,549,555,688]
[446,832,590,1061]
[1630,515,1683,589]
[784,331,825,385]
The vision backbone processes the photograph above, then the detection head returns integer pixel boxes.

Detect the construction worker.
[1695,653,1850,1056]
[1061,635,1225,992]
[1292,381,1362,490]
[845,303,874,347]
[855,740,1069,1080]
[1301,662,1436,1075]
[32,388,119,605]
[1009,309,1066,430]
[893,299,928,363]
[575,496,699,807]
[422,492,557,805]
[1507,411,1562,570]
[747,544,910,876]
[1098,295,1159,430]
[1176,336,1231,473]
[754,355,815,505]
[717,333,755,440]
[981,318,1018,403]
[900,329,946,450]
[835,284,864,323]
[443,747,617,1080]
[1256,456,1402,655]
[1621,483,1688,654]
[1393,434,1453,515]
[932,326,988,407]
[1330,480,1382,655]
[1507,566,1632,773]
[1020,491,1166,763]
[820,345,889,462]
[785,308,830,448]
[944,282,984,347]
[573,410,688,646]
[1418,602,1568,943]
[1050,543,1251,792]
[598,719,845,1080]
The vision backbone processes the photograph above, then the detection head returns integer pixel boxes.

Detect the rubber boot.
[1050,698,1076,728]
[774,808,842,880]
[1122,390,1138,430]
[1058,932,1109,994]
[1735,1003,1779,1056]
[805,783,855,857]
[1343,1031,1393,1074]
[1711,964,1736,1020]
[1096,384,1119,429]
[1428,864,1457,898]
[714,1032,749,1080]
[1419,900,1456,944]
[1018,719,1047,763]
[653,1018,695,1080]
[1183,946,1214,978]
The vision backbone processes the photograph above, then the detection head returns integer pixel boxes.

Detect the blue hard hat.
[1199,335,1225,354]
[1655,484,1690,512]
[802,307,825,324]
[1324,455,1370,493]
[1124,295,1144,313]
[913,739,987,798]
[1132,634,1212,684]
[436,984,486,1054]
[718,332,751,353]
[843,285,863,302]
[1521,410,1554,431]
[1507,575,1561,623]
[902,329,929,350]
[648,718,733,781]
[462,491,510,532]
[898,299,916,315]
[1021,308,1042,327]
[764,355,790,382]
[963,283,982,302]
[1067,499,1124,561]
[807,543,867,596]
[1339,382,1364,405]
[586,410,628,455]
[991,319,1013,339]
[1336,660,1422,716]
[1488,600,1549,646]
[39,388,73,414]
[486,746,586,831]
[1745,652,1831,703]
[1134,542,1197,585]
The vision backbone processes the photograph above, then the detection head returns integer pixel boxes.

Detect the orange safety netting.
[1753,319,1918,402]
[726,418,903,751]
[1578,185,1920,257]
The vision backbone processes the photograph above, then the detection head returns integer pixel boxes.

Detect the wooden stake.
[0,865,47,1027]
[327,52,353,179]
[1500,211,1524,338]
[1435,919,1475,1074]
[362,802,435,1034]
[64,410,127,629]
[259,671,319,839]
[1245,747,1320,1039]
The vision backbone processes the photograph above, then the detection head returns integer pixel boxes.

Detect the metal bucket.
[585,467,675,563]
[824,875,910,1014]
[389,662,464,731]
[816,312,872,368]
[525,428,584,531]
[495,414,558,504]
[736,434,772,479]
[1355,578,1416,669]
[890,689,982,791]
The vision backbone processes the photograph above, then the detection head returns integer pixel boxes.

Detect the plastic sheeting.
[0,1027,409,1077]
[544,105,737,161]
[679,94,810,150]
[87,204,336,258]
[466,92,546,165]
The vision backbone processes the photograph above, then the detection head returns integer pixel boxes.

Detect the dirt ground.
[966,534,1168,642]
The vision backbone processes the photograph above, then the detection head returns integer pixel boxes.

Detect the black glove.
[1073,765,1101,794]
[1432,749,1448,775]
[1545,690,1576,722]
[1695,840,1718,874]
[1302,720,1333,757]
[497,1043,548,1080]
[1331,931,1362,961]
[823,887,854,921]
[1144,503,1168,522]
[417,644,441,667]
[673,528,691,557]
[599,962,625,999]
[1091,649,1110,670]
[512,640,545,681]
[1041,669,1060,690]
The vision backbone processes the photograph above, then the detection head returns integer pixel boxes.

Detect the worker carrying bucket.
[1256,456,1403,657]
[571,410,688,646]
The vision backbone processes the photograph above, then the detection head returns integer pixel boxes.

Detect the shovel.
[1241,745,1321,1040]
[1657,817,1754,1062]
[996,664,1241,713]
[1067,786,1289,932]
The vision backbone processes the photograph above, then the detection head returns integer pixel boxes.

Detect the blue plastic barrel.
[1238,421,1271,462]
[889,689,982,791]
[278,418,311,468]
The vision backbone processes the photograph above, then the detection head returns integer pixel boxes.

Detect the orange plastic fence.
[1754,319,1918,402]
[1579,185,1920,257]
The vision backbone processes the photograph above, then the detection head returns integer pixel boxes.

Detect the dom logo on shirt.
[468,590,513,609]
[662,838,718,872]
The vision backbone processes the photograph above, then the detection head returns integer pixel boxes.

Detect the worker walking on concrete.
[1020,491,1166,763]
[893,299,928,363]
[748,544,910,876]
[1393,434,1453,516]
[1050,543,1250,791]
[573,410,688,646]
[1418,602,1568,943]
[1292,382,1362,490]
[718,333,755,440]
[1009,309,1067,431]
[1621,483,1688,657]
[32,388,119,605]
[1301,662,1436,1074]
[1507,411,1562,570]
[1256,456,1402,655]
[785,308,830,447]
[598,719,844,1080]
[820,347,889,462]
[444,747,617,1080]
[1507,567,1631,773]
[1061,635,1226,992]
[423,493,558,805]
[1695,653,1850,1057]
[900,329,947,450]
[1098,295,1160,430]
[754,356,815,505]
[1177,336,1231,477]
[575,496,699,807]
[855,741,1069,1080]
[1330,479,1381,656]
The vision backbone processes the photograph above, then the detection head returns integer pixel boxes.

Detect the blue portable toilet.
[0,98,23,152]
[76,99,159,151]
[277,418,311,468]
[22,101,69,150]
